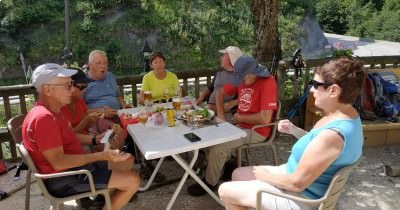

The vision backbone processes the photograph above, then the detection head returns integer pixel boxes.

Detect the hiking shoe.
[221,156,238,181]
[187,180,217,197]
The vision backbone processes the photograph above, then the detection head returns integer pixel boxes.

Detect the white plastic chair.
[236,101,281,167]
[16,143,112,210]
[256,157,362,210]
[7,114,32,210]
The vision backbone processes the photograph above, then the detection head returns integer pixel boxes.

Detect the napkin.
[119,113,140,129]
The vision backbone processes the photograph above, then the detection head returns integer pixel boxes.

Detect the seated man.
[187,56,277,196]
[196,46,243,120]
[23,63,139,210]
[83,50,128,152]
[84,50,126,119]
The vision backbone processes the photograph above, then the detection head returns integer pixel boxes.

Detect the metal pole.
[63,0,71,65]
[64,0,70,51]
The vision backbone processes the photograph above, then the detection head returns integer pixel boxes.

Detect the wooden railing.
[0,68,215,160]
[281,55,400,128]
[1,55,400,160]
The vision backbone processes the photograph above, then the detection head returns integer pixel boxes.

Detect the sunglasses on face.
[73,84,88,91]
[310,79,332,89]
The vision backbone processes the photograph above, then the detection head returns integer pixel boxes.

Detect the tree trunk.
[251,0,280,67]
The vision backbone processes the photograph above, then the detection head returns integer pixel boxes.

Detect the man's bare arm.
[234,109,273,125]
[216,88,227,120]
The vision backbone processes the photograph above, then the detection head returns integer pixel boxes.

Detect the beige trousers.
[205,128,265,186]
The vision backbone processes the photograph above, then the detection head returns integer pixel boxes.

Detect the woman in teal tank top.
[219,58,365,210]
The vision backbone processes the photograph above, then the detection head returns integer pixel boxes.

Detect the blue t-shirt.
[84,71,121,110]
[286,116,363,199]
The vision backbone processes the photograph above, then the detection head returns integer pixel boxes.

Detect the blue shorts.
[44,161,112,198]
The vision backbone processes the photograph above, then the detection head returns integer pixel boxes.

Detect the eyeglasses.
[73,84,88,91]
[310,79,332,89]
[44,82,73,91]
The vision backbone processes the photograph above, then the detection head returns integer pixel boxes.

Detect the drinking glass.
[172,96,182,111]
[164,88,170,103]
[174,85,182,97]
[186,111,200,129]
[144,91,153,106]
[138,106,149,127]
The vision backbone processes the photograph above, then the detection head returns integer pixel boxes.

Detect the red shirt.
[224,76,277,137]
[22,101,84,174]
[61,97,88,133]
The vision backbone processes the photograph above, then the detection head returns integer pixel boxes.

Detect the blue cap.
[230,56,271,86]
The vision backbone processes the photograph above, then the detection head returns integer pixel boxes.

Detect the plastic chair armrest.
[251,121,278,131]
[256,187,325,210]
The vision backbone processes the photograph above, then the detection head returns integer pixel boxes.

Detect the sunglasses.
[73,84,88,91]
[310,79,332,89]
[44,82,73,91]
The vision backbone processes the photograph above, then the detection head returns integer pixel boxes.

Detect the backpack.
[368,72,400,118]
[356,76,377,120]
[360,76,376,112]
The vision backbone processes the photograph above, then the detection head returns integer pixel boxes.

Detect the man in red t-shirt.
[188,56,277,196]
[23,63,139,210]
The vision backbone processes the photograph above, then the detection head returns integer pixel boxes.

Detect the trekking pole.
[286,84,312,120]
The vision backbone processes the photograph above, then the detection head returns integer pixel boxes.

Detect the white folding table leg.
[165,150,198,210]
[166,150,223,210]
[139,157,165,191]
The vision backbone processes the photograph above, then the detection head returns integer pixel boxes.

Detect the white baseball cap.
[219,46,243,66]
[31,63,77,89]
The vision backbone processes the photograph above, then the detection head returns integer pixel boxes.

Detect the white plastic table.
[118,106,247,210]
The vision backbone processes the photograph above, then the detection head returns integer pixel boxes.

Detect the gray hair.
[88,50,107,64]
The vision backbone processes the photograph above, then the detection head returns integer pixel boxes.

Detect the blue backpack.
[368,71,400,118]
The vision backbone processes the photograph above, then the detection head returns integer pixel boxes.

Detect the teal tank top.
[286,116,363,199]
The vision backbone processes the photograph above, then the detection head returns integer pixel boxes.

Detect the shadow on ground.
[1,135,399,209]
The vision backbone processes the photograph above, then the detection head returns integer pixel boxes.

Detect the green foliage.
[1,0,400,83]
[0,43,19,68]
[315,0,349,34]
[0,0,63,35]
[76,1,100,32]
[332,49,353,57]
[0,77,26,86]
[0,2,7,19]
[130,0,254,70]
[347,0,400,42]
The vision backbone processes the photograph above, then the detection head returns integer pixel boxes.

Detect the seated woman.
[61,69,125,152]
[62,69,100,134]
[139,51,180,105]
[218,57,365,210]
